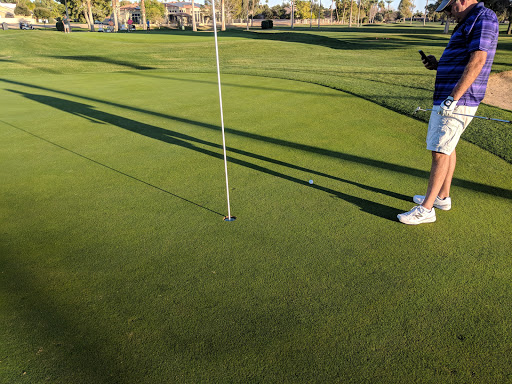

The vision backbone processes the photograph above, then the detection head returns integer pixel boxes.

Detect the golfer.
[398,0,499,225]
[63,16,71,33]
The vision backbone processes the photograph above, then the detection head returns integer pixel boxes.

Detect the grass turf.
[1,23,511,161]
[1,26,512,383]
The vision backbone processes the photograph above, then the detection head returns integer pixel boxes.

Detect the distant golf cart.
[96,19,116,32]
[19,22,34,30]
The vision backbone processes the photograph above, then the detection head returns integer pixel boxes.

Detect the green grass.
[1,23,511,161]
[1,26,511,383]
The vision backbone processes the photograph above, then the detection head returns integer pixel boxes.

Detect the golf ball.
[309,180,314,185]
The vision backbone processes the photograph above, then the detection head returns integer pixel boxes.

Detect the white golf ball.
[309,180,314,185]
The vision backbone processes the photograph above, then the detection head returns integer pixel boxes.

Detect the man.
[63,16,71,33]
[398,0,499,225]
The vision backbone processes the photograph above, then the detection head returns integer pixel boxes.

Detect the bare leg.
[422,151,454,210]
[438,149,456,199]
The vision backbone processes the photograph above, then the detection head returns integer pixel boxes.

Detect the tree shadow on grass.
[1,77,510,201]
[0,246,145,383]
[0,119,224,217]
[129,70,435,96]
[50,55,156,70]
[222,28,449,50]
[7,89,406,221]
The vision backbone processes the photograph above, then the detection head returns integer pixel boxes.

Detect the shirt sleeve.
[467,12,499,53]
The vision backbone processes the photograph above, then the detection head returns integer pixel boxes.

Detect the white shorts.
[426,105,478,155]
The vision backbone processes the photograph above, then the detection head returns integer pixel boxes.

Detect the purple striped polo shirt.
[433,2,499,107]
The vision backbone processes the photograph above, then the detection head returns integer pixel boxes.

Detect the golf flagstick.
[414,107,512,124]
[212,0,236,222]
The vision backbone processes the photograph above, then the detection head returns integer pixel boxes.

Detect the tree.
[15,0,34,16]
[294,0,311,19]
[112,0,119,32]
[271,4,287,18]
[15,4,32,15]
[221,0,225,31]
[85,0,94,31]
[192,0,196,31]
[54,0,111,29]
[34,0,65,18]
[356,0,361,25]
[260,4,273,18]
[145,0,164,23]
[486,0,512,34]
[398,0,412,21]
[140,0,147,30]
[348,0,353,25]
[33,6,52,19]
[425,2,439,21]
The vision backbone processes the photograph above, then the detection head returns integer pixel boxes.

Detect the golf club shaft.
[415,108,512,123]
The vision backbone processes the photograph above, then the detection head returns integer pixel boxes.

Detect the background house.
[120,3,141,24]
[120,2,203,26]
[0,2,16,18]
[165,2,203,25]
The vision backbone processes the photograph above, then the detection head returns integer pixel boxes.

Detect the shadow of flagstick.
[1,77,510,201]
[0,119,225,217]
[4,91,403,221]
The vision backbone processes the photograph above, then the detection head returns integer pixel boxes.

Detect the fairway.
[1,27,512,383]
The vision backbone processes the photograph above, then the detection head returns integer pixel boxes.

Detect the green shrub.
[261,19,273,29]
[33,7,51,20]
[15,4,31,16]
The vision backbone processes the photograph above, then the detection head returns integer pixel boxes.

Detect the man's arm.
[450,50,488,100]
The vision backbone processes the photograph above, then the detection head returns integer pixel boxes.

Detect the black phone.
[418,50,428,61]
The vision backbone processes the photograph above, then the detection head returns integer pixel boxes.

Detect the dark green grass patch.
[1,72,511,383]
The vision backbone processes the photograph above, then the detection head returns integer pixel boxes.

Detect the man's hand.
[423,55,438,70]
[438,96,458,116]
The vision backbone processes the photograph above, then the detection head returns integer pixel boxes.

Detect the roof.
[0,2,16,9]
[164,2,200,9]
[120,4,140,10]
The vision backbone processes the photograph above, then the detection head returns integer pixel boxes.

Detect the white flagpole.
[212,0,235,221]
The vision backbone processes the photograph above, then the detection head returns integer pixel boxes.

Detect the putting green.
[1,72,511,382]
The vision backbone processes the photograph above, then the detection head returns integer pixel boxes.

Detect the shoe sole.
[397,215,436,225]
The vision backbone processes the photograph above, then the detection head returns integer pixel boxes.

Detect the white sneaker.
[397,205,436,225]
[413,195,451,211]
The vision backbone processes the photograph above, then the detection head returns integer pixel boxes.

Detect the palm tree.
[349,0,353,26]
[291,0,295,28]
[423,0,428,25]
[140,0,147,30]
[86,0,94,31]
[221,0,225,31]
[356,0,362,26]
[251,0,259,27]
[192,0,197,31]
[112,0,119,32]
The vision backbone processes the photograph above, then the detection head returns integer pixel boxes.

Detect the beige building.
[165,2,203,25]
[119,2,204,25]
[0,2,16,18]
[119,3,142,24]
